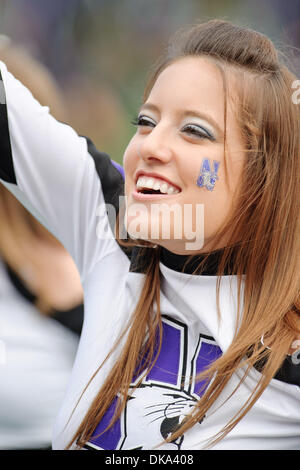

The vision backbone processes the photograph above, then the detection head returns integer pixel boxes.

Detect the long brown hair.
[69,20,300,448]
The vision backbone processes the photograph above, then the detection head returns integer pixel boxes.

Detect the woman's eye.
[181,124,215,141]
[131,115,156,128]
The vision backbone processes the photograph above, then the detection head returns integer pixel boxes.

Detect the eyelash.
[131,116,154,128]
[131,115,215,141]
[181,124,214,140]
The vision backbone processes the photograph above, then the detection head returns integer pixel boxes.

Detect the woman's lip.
[131,189,180,201]
[134,170,181,191]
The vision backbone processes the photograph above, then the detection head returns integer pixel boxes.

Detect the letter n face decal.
[85,317,222,450]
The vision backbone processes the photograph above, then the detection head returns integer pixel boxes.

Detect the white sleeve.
[0,61,126,281]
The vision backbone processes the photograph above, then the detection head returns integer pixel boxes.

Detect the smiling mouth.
[136,175,181,195]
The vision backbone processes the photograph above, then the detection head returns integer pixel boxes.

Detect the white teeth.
[136,178,144,188]
[136,176,179,194]
[160,183,168,194]
[144,178,154,189]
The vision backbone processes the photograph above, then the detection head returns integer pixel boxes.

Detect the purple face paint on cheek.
[196,158,220,191]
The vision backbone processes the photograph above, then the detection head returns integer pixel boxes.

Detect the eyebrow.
[139,102,224,140]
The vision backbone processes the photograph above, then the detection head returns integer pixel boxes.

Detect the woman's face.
[123,57,245,254]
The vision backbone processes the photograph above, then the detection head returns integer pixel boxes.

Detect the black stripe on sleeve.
[0,71,16,184]
[251,344,300,387]
[274,354,300,386]
[85,137,124,213]
[84,137,132,260]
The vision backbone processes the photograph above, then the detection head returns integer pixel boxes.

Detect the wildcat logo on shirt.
[84,317,222,450]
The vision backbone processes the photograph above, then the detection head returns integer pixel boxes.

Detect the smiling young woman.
[0,20,299,450]
[123,56,245,254]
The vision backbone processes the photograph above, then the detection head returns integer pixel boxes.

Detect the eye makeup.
[131,114,216,141]
[131,115,156,127]
[181,123,215,141]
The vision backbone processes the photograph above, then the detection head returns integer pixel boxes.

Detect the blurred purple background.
[0,0,299,162]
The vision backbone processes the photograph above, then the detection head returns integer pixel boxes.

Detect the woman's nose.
[138,126,173,164]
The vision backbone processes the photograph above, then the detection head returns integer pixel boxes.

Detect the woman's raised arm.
[0,62,125,281]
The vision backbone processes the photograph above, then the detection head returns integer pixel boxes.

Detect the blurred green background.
[0,0,299,163]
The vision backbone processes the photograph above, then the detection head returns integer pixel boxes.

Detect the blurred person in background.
[0,37,84,449]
